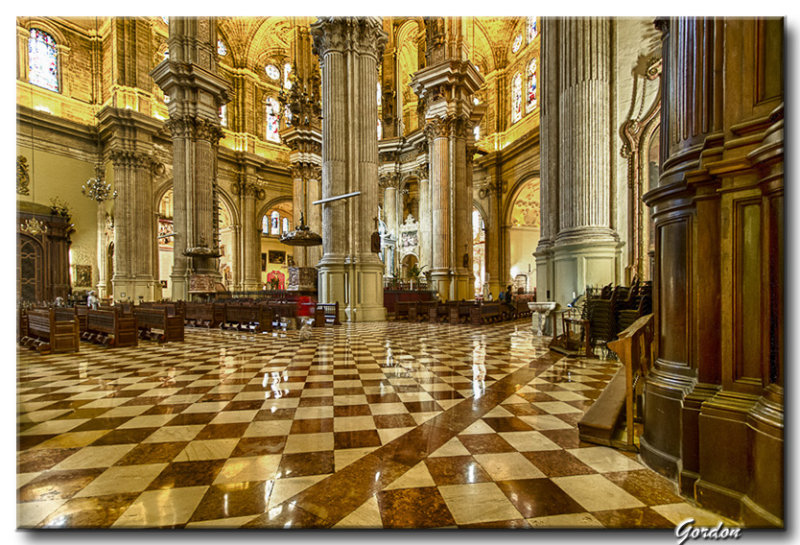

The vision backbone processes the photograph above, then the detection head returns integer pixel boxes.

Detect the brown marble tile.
[277,451,335,478]
[298,396,334,407]
[291,418,334,434]
[516,392,559,403]
[195,422,251,440]
[115,442,189,465]
[33,399,93,411]
[366,393,403,404]
[70,417,133,432]
[254,408,296,420]
[378,424,453,466]
[376,486,456,528]
[333,387,365,396]
[231,436,287,457]
[428,390,464,401]
[334,430,382,450]
[54,407,113,420]
[403,401,441,413]
[188,480,273,522]
[497,478,585,518]
[458,433,517,454]
[163,412,217,426]
[147,459,226,489]
[142,403,192,415]
[333,404,372,417]
[90,428,158,446]
[458,518,531,528]
[424,456,493,485]
[17,435,57,451]
[242,502,332,528]
[539,429,582,449]
[373,413,418,429]
[37,492,140,528]
[18,448,81,473]
[121,396,164,406]
[199,394,236,403]
[225,400,268,411]
[593,507,675,528]
[604,470,684,506]
[523,449,597,477]
[18,468,105,502]
[483,416,535,433]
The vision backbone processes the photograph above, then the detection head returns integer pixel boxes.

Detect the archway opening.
[508,179,540,293]
[472,207,486,298]
[260,202,293,289]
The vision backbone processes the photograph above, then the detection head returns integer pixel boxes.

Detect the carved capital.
[311,17,388,61]
[379,172,400,189]
[231,179,266,200]
[414,163,429,180]
[109,149,153,170]
[17,155,30,195]
[424,118,448,140]
[165,116,225,144]
[290,163,322,181]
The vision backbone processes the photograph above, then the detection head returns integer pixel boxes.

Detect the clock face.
[512,34,523,53]
[265,65,280,81]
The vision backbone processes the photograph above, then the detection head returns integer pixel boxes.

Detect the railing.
[606,313,654,449]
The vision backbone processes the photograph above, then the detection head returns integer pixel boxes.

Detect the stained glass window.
[217,39,227,56]
[161,16,169,25]
[473,124,480,141]
[527,17,538,43]
[266,98,280,142]
[284,63,292,90]
[282,217,289,235]
[512,34,523,54]
[28,29,59,92]
[265,65,280,80]
[377,82,381,107]
[219,105,227,127]
[526,59,538,113]
[511,72,522,123]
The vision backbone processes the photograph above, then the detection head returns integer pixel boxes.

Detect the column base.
[112,277,156,302]
[552,232,621,306]
[318,258,386,322]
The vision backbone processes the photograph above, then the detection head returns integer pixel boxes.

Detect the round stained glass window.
[265,65,280,81]
[512,34,523,53]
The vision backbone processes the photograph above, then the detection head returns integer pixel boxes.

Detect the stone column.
[97,107,161,302]
[231,154,266,291]
[411,43,483,301]
[416,163,431,271]
[95,201,109,298]
[534,17,558,302]
[549,17,621,305]
[311,17,387,321]
[151,16,230,301]
[380,173,399,238]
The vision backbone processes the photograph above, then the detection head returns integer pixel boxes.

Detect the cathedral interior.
[15,16,784,530]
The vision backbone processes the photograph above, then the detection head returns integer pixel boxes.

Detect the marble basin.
[528,301,559,336]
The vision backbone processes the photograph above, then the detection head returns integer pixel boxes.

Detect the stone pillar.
[231,154,266,291]
[411,27,483,301]
[95,201,109,299]
[416,163,431,271]
[380,173,399,239]
[97,107,161,302]
[549,17,621,305]
[151,16,230,301]
[311,17,387,321]
[534,17,558,302]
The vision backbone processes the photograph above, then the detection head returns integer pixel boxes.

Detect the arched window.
[282,217,289,235]
[511,72,522,123]
[262,208,292,236]
[28,28,59,92]
[217,39,227,56]
[527,17,538,43]
[270,211,280,235]
[284,63,292,89]
[512,34,523,54]
[377,119,383,140]
[526,59,538,113]
[473,124,480,141]
[219,104,227,127]
[266,97,280,143]
[377,82,381,107]
[265,64,280,81]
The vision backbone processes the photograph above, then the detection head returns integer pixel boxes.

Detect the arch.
[26,26,62,92]
[256,195,292,224]
[503,173,540,227]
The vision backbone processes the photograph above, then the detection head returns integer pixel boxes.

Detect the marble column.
[97,107,161,302]
[380,173,399,238]
[232,154,265,291]
[416,163,431,272]
[151,16,230,301]
[548,17,621,305]
[95,201,109,299]
[412,52,483,301]
[311,17,387,321]
[534,17,558,302]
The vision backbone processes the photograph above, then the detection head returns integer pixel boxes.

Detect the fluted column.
[311,17,387,321]
[151,16,230,301]
[545,17,621,304]
[411,33,483,301]
[231,157,265,291]
[416,164,431,271]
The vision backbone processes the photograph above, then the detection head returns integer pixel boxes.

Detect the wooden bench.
[470,301,501,324]
[315,302,341,326]
[184,302,225,328]
[413,301,436,322]
[395,301,413,321]
[84,309,138,347]
[22,308,79,354]
[133,306,184,342]
[221,303,273,333]
[448,301,474,324]
[429,302,449,323]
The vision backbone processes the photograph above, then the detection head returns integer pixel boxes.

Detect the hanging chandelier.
[280,212,322,247]
[278,62,322,128]
[81,164,117,202]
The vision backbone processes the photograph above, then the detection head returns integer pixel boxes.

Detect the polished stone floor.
[17,320,730,529]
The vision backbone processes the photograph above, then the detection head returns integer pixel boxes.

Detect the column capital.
[109,149,154,170]
[379,172,400,189]
[165,116,225,144]
[290,163,322,182]
[311,17,388,60]
[231,179,266,200]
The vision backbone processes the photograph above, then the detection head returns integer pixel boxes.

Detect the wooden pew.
[469,301,501,325]
[221,303,273,333]
[133,306,184,342]
[395,301,413,321]
[184,302,225,328]
[429,302,448,323]
[315,302,341,326]
[414,301,436,322]
[23,308,80,354]
[448,301,474,324]
[85,309,138,347]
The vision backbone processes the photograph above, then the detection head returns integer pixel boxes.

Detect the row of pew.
[394,299,532,325]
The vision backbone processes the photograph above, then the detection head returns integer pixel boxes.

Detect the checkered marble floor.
[17,320,733,529]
